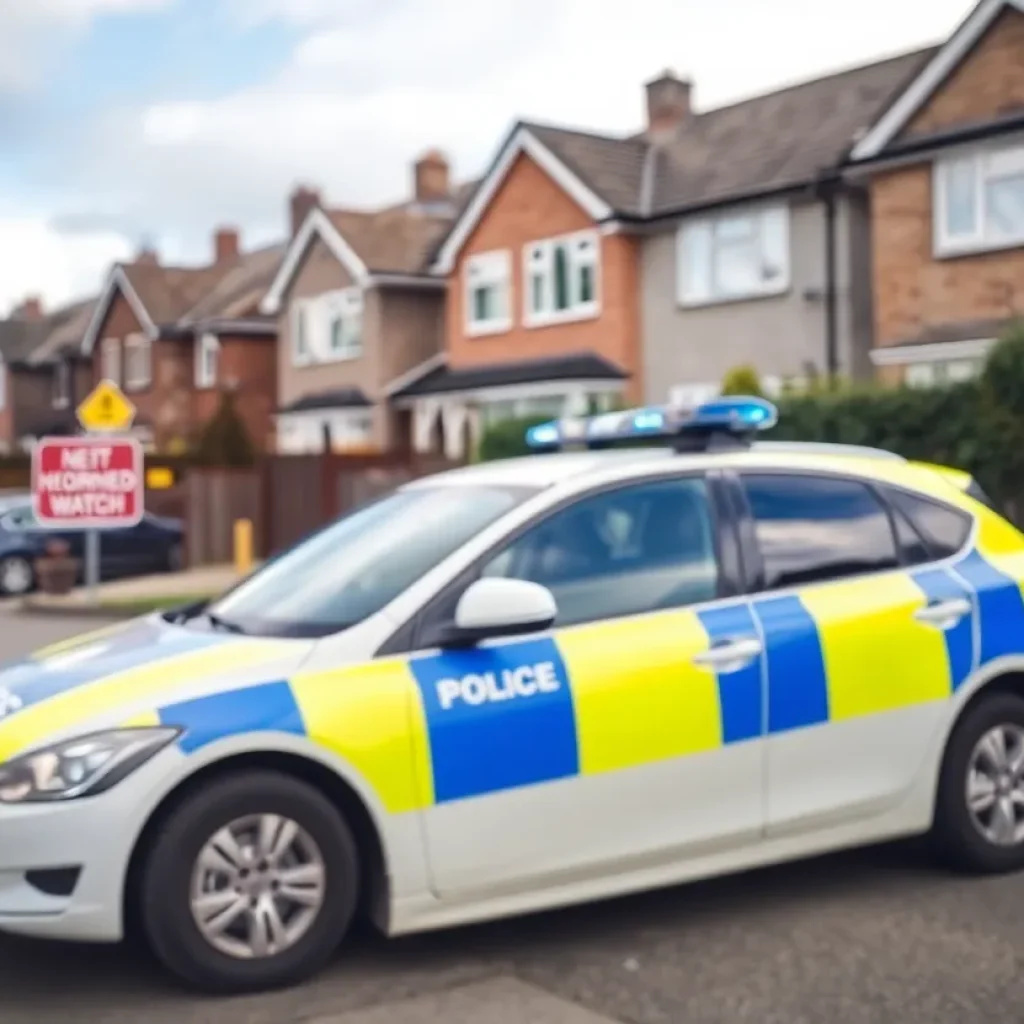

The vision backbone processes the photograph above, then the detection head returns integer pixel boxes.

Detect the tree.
[721,365,764,397]
[194,389,256,467]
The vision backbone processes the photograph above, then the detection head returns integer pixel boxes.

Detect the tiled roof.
[181,243,286,323]
[28,298,97,364]
[0,318,46,363]
[520,47,936,218]
[391,353,626,398]
[120,262,227,327]
[279,388,373,413]
[325,207,455,275]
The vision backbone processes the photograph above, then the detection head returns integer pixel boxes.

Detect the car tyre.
[932,691,1024,874]
[140,769,360,994]
[0,554,34,596]
[165,542,184,573]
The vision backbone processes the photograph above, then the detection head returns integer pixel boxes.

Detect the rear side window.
[741,474,900,590]
[886,488,972,561]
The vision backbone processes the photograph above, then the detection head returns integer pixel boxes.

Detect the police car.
[1,397,1023,995]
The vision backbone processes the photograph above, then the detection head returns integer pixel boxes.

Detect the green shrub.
[476,415,553,463]
[721,365,763,396]
[194,390,256,467]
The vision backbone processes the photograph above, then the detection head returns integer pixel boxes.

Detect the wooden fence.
[185,452,456,565]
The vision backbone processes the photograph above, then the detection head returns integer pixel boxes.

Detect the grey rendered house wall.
[638,193,874,403]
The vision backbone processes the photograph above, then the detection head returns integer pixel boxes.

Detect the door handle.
[692,636,763,673]
[914,597,972,630]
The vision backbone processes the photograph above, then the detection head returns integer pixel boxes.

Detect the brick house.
[0,297,95,452]
[79,229,283,452]
[260,152,475,455]
[847,0,1024,385]
[409,45,941,456]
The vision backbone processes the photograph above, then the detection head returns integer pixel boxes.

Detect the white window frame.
[523,230,600,328]
[123,333,152,391]
[100,336,121,384]
[677,203,791,307]
[0,358,6,412]
[195,332,220,389]
[934,140,1024,257]
[52,361,70,409]
[323,288,364,362]
[465,250,512,336]
[291,300,312,368]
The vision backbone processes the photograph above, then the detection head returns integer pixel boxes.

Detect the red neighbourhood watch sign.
[32,436,144,529]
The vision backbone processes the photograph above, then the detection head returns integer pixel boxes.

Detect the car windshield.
[204,483,534,638]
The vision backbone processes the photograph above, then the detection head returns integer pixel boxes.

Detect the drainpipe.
[813,172,841,387]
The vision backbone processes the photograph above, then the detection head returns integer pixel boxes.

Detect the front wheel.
[140,770,360,993]
[932,692,1024,873]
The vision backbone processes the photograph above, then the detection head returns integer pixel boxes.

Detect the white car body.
[0,445,1022,947]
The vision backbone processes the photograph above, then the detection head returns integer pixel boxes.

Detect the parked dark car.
[0,494,184,596]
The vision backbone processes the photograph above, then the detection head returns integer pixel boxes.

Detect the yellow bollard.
[233,518,253,576]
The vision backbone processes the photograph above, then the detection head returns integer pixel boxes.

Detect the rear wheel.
[0,555,33,596]
[933,692,1024,873]
[140,770,360,993]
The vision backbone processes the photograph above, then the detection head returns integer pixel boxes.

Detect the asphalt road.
[1,613,1022,1024]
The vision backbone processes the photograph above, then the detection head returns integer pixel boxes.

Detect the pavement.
[16,563,246,614]
[2,614,1024,1024]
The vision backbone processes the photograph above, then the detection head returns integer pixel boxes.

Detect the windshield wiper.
[203,611,246,634]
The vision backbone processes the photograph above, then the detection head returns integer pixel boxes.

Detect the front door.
[733,471,976,836]
[409,474,767,898]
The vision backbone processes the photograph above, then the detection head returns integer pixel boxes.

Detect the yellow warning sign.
[76,378,137,433]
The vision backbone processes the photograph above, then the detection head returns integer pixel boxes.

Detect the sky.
[0,0,975,316]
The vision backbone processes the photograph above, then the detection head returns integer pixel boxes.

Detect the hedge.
[476,323,1024,518]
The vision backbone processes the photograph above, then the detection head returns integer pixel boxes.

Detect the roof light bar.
[524,396,778,452]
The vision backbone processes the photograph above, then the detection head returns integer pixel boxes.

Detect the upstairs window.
[0,359,6,412]
[195,332,219,389]
[936,142,1024,256]
[101,337,121,384]
[325,288,363,361]
[524,230,599,326]
[124,334,152,391]
[678,205,790,306]
[292,301,311,367]
[52,361,70,408]
[465,250,511,335]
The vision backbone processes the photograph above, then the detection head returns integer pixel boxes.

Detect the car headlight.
[0,727,180,804]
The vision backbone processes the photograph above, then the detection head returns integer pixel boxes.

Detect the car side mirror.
[436,578,557,648]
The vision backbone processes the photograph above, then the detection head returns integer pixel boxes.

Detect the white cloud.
[7,0,977,306]
[0,217,131,316]
[0,0,172,92]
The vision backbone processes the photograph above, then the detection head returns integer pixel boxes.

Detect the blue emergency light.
[524,396,778,453]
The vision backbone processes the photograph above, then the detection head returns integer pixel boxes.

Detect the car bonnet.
[0,616,312,762]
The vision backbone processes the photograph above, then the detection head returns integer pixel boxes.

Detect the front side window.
[936,143,1024,255]
[742,473,899,590]
[480,477,719,627]
[0,506,38,531]
[678,204,790,305]
[465,250,511,335]
[207,484,531,637]
[524,231,599,325]
[124,333,152,391]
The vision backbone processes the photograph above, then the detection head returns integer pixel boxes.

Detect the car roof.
[407,441,911,492]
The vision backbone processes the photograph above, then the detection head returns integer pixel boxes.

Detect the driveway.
[1,613,1021,1024]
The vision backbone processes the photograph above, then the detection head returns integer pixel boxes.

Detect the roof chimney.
[413,149,450,203]
[14,295,43,321]
[214,226,240,265]
[645,70,692,141]
[135,243,159,266]
[290,185,321,238]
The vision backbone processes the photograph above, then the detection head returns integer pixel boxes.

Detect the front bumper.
[0,754,172,943]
